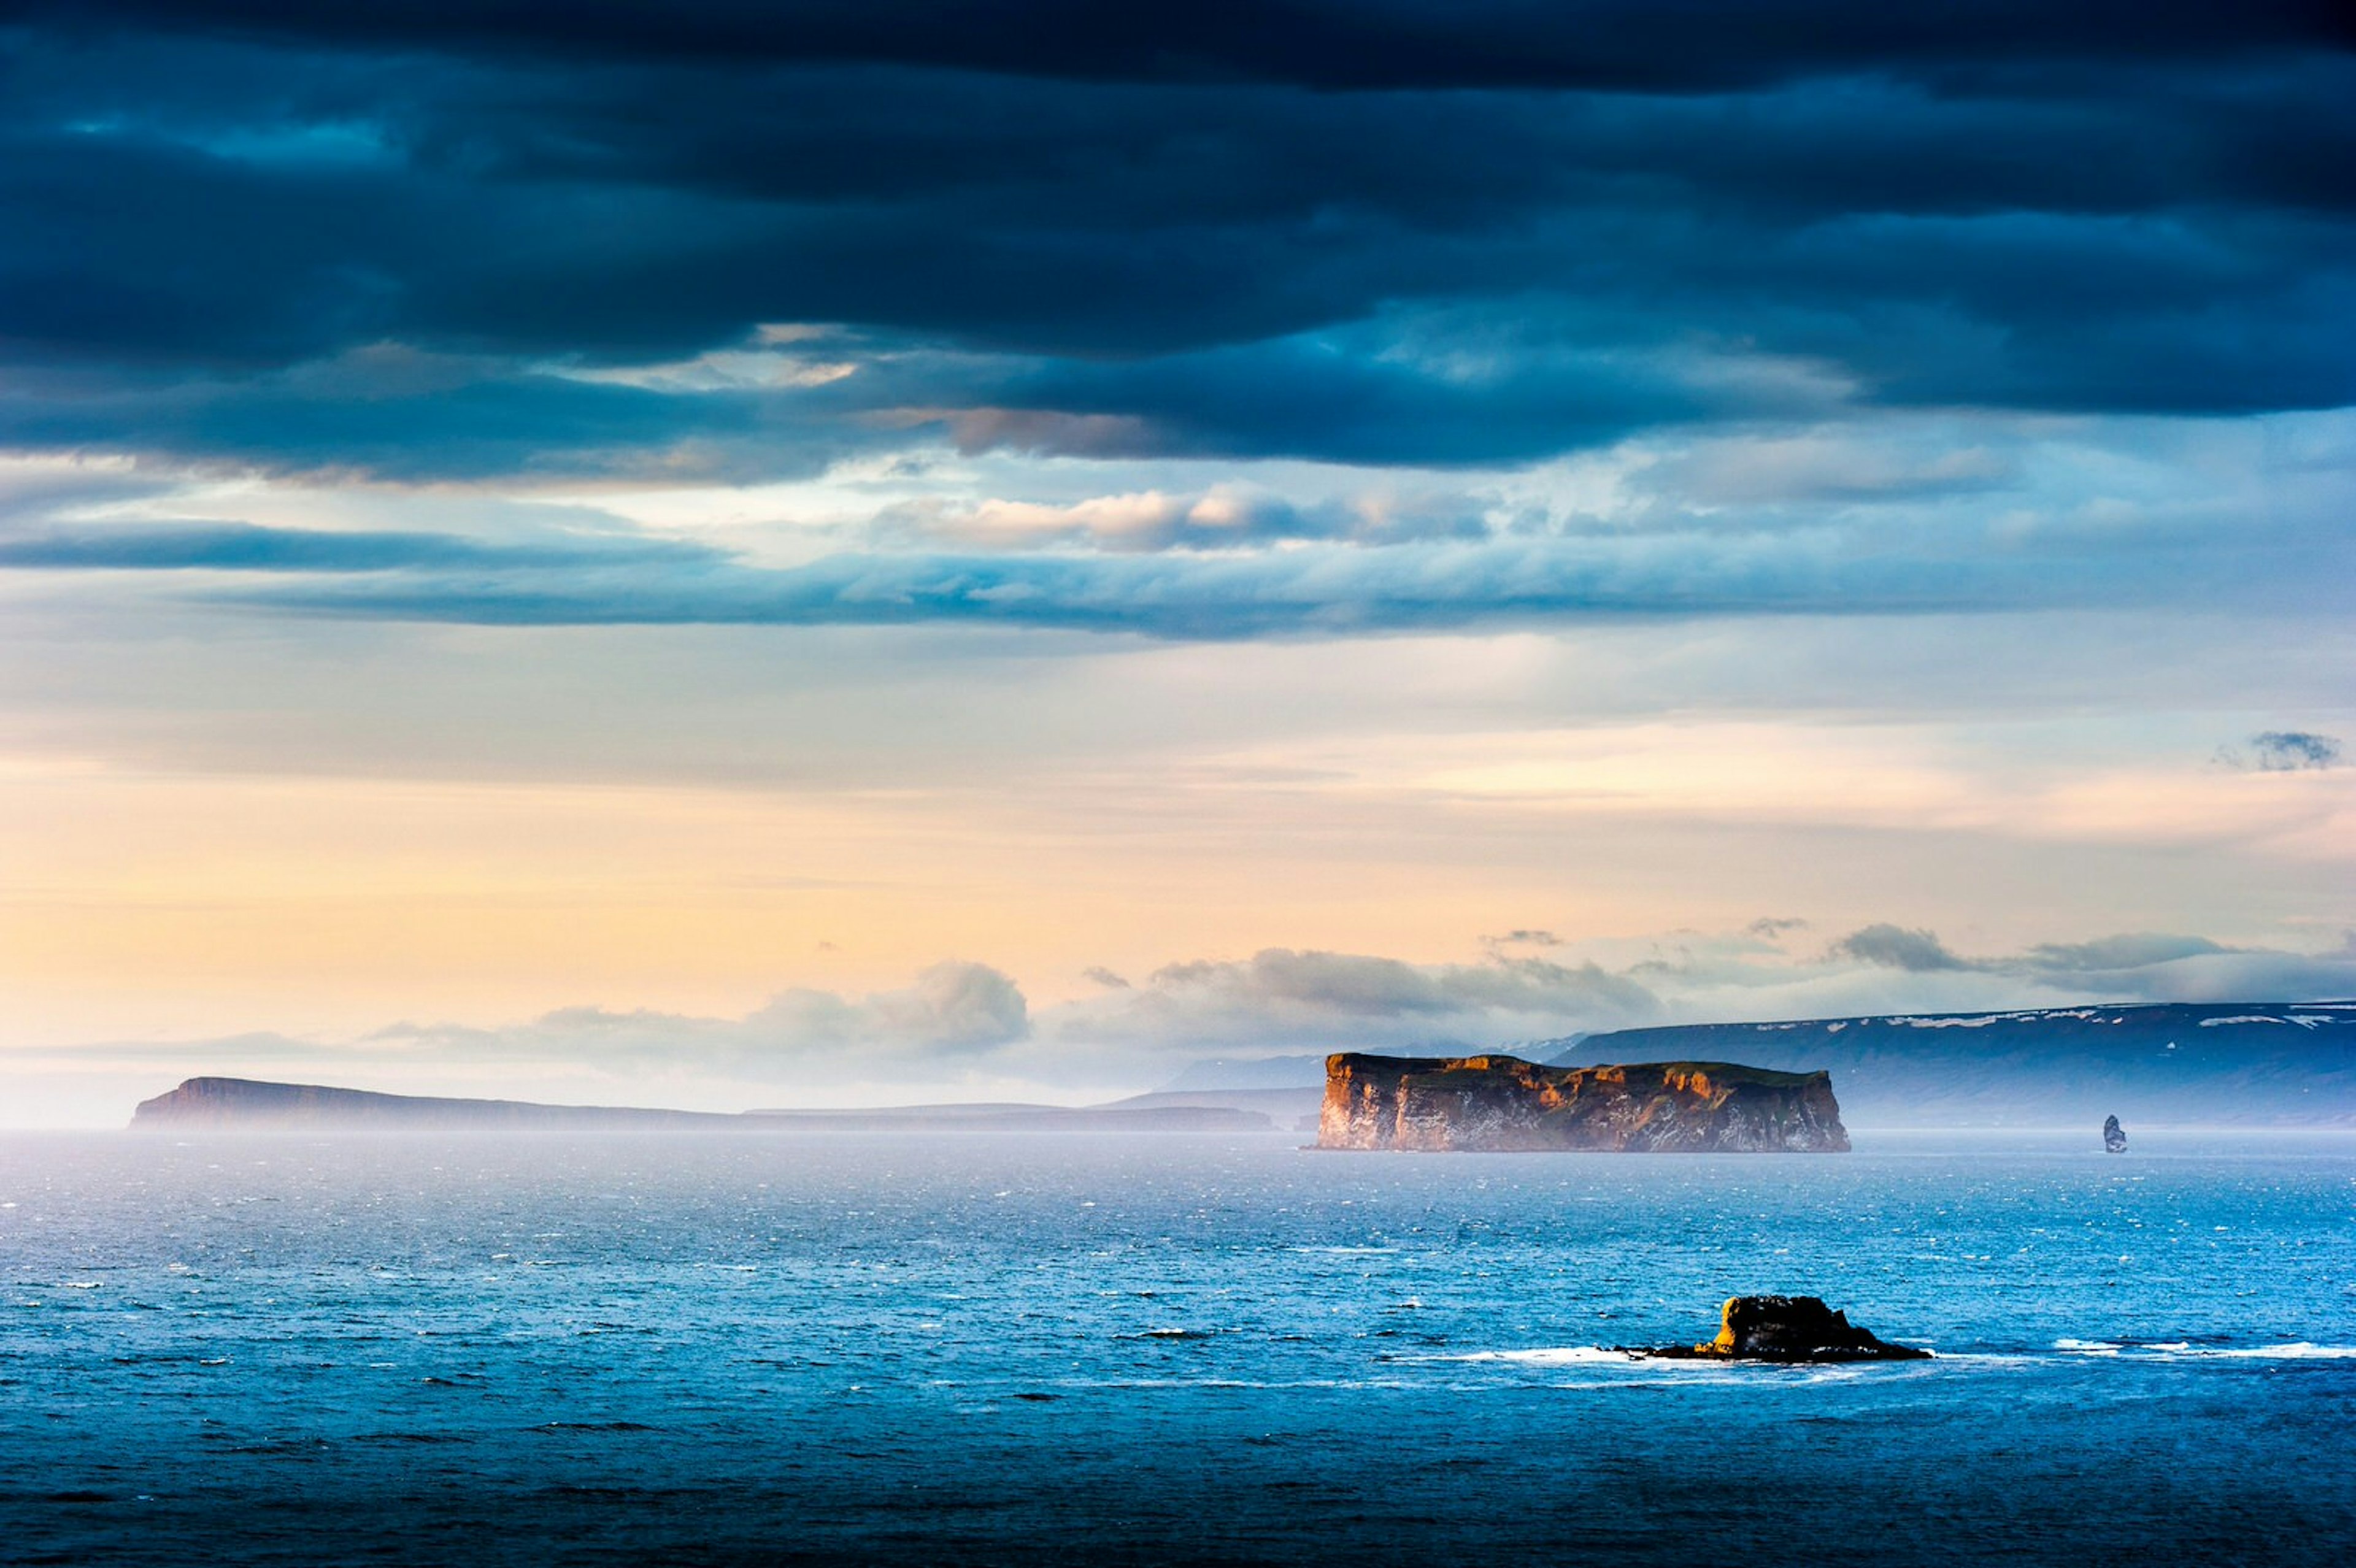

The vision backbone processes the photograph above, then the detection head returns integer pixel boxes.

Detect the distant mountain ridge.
[1557,1003,2356,1127]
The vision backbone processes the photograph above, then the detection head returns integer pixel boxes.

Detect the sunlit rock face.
[1317,1053,1849,1152]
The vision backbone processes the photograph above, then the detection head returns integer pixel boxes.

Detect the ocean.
[4,1129,2352,1566]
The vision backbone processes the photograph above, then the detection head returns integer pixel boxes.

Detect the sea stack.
[1627,1295,1931,1362]
[1317,1053,1849,1152]
[2103,1115,2127,1153]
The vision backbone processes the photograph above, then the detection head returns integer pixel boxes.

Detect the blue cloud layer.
[0,520,711,572]
[9,411,2347,638]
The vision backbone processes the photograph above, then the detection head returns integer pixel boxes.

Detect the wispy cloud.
[12,394,2347,640]
[0,525,2246,639]
[1053,947,1663,1055]
[871,486,1490,553]
[2215,731,2346,772]
[358,961,1031,1078]
[0,521,714,573]
[2023,933,2234,972]
[1831,924,1977,973]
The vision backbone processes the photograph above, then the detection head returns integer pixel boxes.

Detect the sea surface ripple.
[3,1129,2352,1565]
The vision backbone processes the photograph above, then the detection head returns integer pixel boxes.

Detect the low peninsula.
[1318,1053,1849,1151]
[129,1077,1272,1133]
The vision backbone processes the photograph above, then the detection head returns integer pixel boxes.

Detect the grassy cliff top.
[1330,1053,1827,1087]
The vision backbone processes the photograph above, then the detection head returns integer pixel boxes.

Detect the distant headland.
[129,1077,1273,1133]
[1317,1053,1849,1152]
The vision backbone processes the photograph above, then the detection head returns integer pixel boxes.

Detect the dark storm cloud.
[931,325,1812,466]
[12,3,2347,89]
[0,6,2349,477]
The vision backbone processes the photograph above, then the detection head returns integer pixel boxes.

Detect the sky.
[2,2,2352,1124]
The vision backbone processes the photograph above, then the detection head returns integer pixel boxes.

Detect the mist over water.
[5,1131,2352,1565]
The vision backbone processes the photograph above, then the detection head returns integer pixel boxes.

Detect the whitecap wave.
[1287,1245,1396,1256]
[2056,1338,2356,1361]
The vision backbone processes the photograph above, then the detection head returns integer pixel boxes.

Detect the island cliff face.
[1318,1053,1849,1152]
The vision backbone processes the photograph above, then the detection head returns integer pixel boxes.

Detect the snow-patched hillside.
[1555,1003,2356,1128]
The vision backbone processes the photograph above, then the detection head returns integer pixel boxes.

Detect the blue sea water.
[4,1129,2353,1566]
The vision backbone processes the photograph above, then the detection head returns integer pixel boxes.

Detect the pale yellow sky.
[4,450,2352,1126]
[5,678,2347,1048]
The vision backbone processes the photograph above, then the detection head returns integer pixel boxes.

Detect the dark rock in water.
[1622,1295,1931,1362]
[1318,1053,1849,1152]
[2103,1115,2128,1153]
